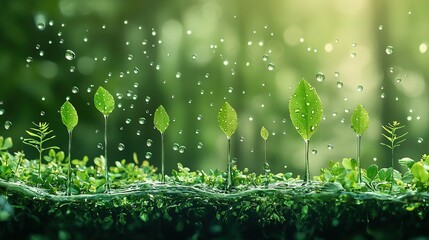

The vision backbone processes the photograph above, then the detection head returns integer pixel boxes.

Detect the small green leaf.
[0,137,13,151]
[342,158,358,170]
[60,101,78,131]
[218,102,238,139]
[366,164,378,180]
[260,126,269,141]
[411,162,429,183]
[289,79,323,140]
[398,157,415,169]
[351,104,369,136]
[94,86,115,116]
[154,105,170,134]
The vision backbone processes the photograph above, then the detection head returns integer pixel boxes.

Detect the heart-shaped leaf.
[0,136,13,151]
[289,79,323,140]
[218,102,238,139]
[351,104,369,136]
[260,126,269,141]
[154,105,170,134]
[60,101,78,131]
[94,86,115,116]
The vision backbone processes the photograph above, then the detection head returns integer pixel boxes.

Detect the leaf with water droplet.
[60,101,78,131]
[94,86,115,116]
[260,126,269,141]
[351,104,369,136]
[289,79,323,140]
[218,102,238,139]
[154,105,170,134]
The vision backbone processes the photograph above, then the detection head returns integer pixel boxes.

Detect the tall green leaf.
[351,104,369,136]
[154,105,170,134]
[289,79,323,140]
[260,126,269,141]
[60,101,78,131]
[218,102,238,139]
[94,86,115,116]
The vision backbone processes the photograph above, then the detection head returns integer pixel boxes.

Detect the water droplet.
[381,93,385,99]
[197,142,203,149]
[228,87,233,93]
[262,54,269,62]
[396,78,402,83]
[419,43,428,53]
[118,143,125,151]
[145,96,151,103]
[146,139,153,147]
[357,85,364,92]
[175,72,181,78]
[71,86,79,94]
[407,116,412,121]
[385,46,394,55]
[40,111,45,116]
[125,118,131,124]
[145,152,152,159]
[173,143,180,151]
[127,54,133,61]
[4,121,12,130]
[316,72,325,82]
[418,137,424,144]
[65,50,76,60]
[97,143,103,149]
[311,149,317,155]
[26,57,33,63]
[0,109,4,116]
[336,81,343,88]
[267,63,275,71]
[138,117,146,125]
[327,144,334,150]
[136,130,141,136]
[178,146,186,153]
[373,157,377,162]
[133,67,140,74]
[378,25,383,30]
[197,115,202,121]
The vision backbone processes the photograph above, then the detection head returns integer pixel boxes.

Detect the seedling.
[154,105,170,183]
[289,79,323,183]
[60,100,78,195]
[22,122,59,183]
[218,102,238,190]
[381,121,408,193]
[260,126,270,185]
[94,86,115,192]
[351,104,370,183]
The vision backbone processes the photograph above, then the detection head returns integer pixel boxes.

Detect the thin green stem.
[104,115,110,193]
[67,130,72,196]
[390,147,394,193]
[227,138,232,190]
[304,139,310,184]
[357,135,362,183]
[161,133,165,183]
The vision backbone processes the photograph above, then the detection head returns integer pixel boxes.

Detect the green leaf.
[0,137,13,151]
[154,105,170,134]
[218,102,238,139]
[342,158,358,170]
[366,164,378,180]
[60,101,78,131]
[289,79,323,140]
[351,104,369,136]
[411,162,429,183]
[94,86,115,116]
[398,157,415,169]
[260,126,269,141]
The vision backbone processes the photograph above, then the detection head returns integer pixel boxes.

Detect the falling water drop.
[146,139,153,147]
[336,81,343,88]
[311,149,318,155]
[357,85,364,92]
[0,109,4,116]
[316,72,325,82]
[327,144,334,150]
[267,63,275,71]
[118,143,125,151]
[4,121,12,130]
[65,50,76,60]
[71,86,79,94]
[145,152,152,159]
[173,143,180,151]
[418,137,424,144]
[178,146,186,153]
[385,46,394,55]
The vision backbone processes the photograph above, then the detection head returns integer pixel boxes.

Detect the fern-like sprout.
[380,121,407,193]
[22,122,59,182]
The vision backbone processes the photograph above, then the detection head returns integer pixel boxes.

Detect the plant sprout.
[22,122,59,183]
[351,104,369,183]
[94,86,115,192]
[60,100,78,195]
[154,105,170,183]
[260,126,270,185]
[289,79,323,183]
[218,102,238,190]
[381,121,407,193]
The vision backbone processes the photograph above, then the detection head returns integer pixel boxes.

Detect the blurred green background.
[0,0,428,177]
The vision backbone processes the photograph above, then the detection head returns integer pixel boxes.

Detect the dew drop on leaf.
[336,81,343,88]
[4,121,12,130]
[385,46,394,55]
[145,152,152,159]
[178,146,186,153]
[72,86,79,94]
[118,143,125,151]
[357,85,364,92]
[146,139,153,147]
[172,143,180,151]
[327,144,333,150]
[267,63,275,71]
[418,137,424,144]
[311,149,317,155]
